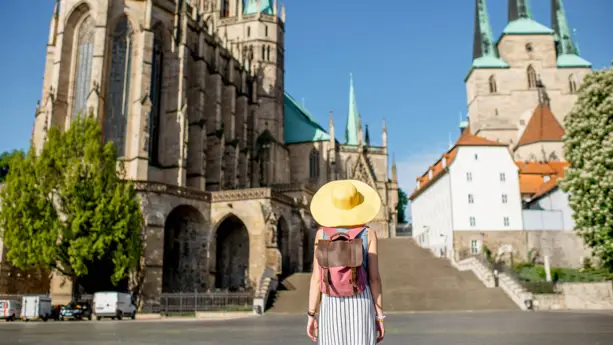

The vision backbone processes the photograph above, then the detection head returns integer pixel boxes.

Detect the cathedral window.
[149,26,165,165]
[266,46,271,61]
[104,16,133,157]
[345,157,353,178]
[309,148,320,181]
[257,132,273,187]
[568,74,577,94]
[488,75,497,93]
[72,16,95,119]
[247,26,251,37]
[221,0,230,17]
[265,25,268,37]
[527,65,537,89]
[261,45,266,61]
[525,43,533,52]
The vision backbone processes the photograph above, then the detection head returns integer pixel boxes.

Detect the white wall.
[411,173,453,256]
[526,187,575,231]
[449,146,523,231]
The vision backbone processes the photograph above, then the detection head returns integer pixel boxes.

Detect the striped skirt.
[318,285,376,345]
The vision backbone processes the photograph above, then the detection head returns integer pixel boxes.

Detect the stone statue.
[266,212,278,247]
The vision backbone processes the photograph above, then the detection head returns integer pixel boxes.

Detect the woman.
[306,179,385,344]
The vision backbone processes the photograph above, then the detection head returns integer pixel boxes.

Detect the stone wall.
[534,281,613,311]
[453,230,589,268]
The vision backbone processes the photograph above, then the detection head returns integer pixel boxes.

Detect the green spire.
[551,0,591,68]
[467,0,508,79]
[503,0,552,35]
[508,0,533,21]
[345,74,360,146]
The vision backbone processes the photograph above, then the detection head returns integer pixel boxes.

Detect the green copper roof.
[551,0,591,68]
[345,74,360,146]
[244,0,273,15]
[284,92,330,144]
[502,18,553,35]
[508,0,534,22]
[467,0,509,79]
[556,54,591,68]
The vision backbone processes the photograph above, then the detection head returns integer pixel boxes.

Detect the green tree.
[397,188,408,223]
[0,115,143,290]
[0,150,24,183]
[560,68,613,270]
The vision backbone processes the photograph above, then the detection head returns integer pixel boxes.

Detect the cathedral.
[465,0,591,161]
[31,0,398,302]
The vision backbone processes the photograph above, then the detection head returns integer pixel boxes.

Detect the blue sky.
[1,1,612,201]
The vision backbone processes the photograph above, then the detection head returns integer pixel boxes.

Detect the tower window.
[247,26,251,37]
[261,45,265,60]
[309,148,320,181]
[72,16,95,119]
[525,43,533,52]
[569,74,577,94]
[221,0,230,17]
[265,25,268,37]
[266,46,271,61]
[488,75,497,93]
[527,65,537,88]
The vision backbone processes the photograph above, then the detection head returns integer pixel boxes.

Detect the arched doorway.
[277,216,291,278]
[162,205,207,293]
[215,215,250,291]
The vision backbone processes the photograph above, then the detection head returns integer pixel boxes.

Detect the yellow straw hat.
[310,179,381,228]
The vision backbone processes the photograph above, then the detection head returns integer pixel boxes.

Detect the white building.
[410,129,523,259]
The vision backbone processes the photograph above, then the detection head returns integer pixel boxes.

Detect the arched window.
[105,16,133,157]
[345,157,353,178]
[266,46,271,61]
[309,148,320,181]
[488,75,497,93]
[568,74,577,94]
[72,16,95,119]
[265,25,268,37]
[149,26,165,165]
[261,45,265,60]
[527,65,537,88]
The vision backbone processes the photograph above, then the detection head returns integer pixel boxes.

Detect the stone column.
[205,50,223,191]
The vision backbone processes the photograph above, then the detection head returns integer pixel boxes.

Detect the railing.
[486,258,556,294]
[141,291,254,314]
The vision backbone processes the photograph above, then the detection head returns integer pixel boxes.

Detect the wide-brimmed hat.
[310,179,381,227]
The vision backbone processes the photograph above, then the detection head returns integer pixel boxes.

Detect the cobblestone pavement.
[3,311,613,345]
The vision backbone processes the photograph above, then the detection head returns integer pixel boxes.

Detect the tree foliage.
[560,68,613,270]
[397,188,408,223]
[0,150,24,183]
[0,115,143,285]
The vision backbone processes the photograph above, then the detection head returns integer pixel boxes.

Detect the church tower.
[465,0,591,159]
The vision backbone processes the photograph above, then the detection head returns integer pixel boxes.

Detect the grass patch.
[514,263,613,283]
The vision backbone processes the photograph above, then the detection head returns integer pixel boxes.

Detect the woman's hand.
[376,320,385,343]
[307,316,318,342]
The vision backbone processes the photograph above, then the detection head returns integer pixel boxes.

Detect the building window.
[257,133,272,187]
[527,65,537,88]
[261,45,265,60]
[503,217,510,227]
[345,157,353,178]
[469,217,476,227]
[105,16,133,157]
[149,26,165,165]
[309,148,320,181]
[500,172,506,182]
[221,0,230,17]
[468,194,474,204]
[502,194,508,204]
[265,25,268,37]
[266,46,271,61]
[72,16,95,119]
[474,154,478,160]
[525,43,533,52]
[569,74,577,94]
[466,172,472,182]
[488,75,497,93]
[470,240,479,254]
[247,26,251,37]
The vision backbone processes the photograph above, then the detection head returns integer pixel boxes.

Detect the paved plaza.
[2,311,613,345]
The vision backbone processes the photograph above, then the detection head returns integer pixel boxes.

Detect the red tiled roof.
[516,161,569,196]
[517,104,565,147]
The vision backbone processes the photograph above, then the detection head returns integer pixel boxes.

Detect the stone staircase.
[268,238,517,313]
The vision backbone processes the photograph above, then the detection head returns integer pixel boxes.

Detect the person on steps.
[306,179,385,344]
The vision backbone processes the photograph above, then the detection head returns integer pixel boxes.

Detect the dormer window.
[543,175,551,182]
[442,157,447,168]
[428,170,433,180]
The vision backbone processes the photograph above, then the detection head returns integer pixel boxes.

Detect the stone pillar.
[222,81,237,189]
[205,69,223,191]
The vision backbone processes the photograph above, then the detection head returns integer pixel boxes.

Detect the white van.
[0,299,21,321]
[93,292,137,320]
[21,295,52,321]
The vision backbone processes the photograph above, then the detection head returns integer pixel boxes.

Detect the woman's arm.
[367,229,383,316]
[308,229,323,313]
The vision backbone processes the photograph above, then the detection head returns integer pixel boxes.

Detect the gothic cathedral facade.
[32,0,398,303]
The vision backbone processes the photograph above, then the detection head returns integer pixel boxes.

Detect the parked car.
[0,299,21,321]
[21,295,52,321]
[60,301,92,321]
[93,292,137,320]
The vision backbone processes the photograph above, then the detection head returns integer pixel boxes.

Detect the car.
[60,301,92,321]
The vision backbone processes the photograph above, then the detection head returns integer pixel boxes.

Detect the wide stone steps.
[268,238,517,313]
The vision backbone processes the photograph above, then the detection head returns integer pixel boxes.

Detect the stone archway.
[215,215,250,291]
[277,216,291,278]
[162,205,207,293]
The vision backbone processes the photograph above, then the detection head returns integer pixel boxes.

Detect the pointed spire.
[365,124,371,146]
[357,115,363,147]
[508,0,533,22]
[281,3,286,21]
[470,0,508,70]
[551,0,591,67]
[392,154,397,183]
[329,111,335,147]
[345,73,360,145]
[273,0,278,15]
[382,119,388,148]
